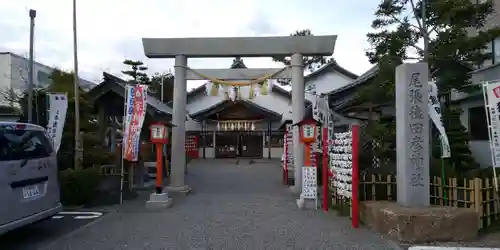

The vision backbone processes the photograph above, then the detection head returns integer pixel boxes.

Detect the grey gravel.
[41,159,400,250]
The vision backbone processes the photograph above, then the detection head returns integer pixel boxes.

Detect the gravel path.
[41,159,400,250]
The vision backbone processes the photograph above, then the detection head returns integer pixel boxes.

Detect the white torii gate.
[141,35,337,195]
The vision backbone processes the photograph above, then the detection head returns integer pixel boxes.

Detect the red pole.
[351,124,360,228]
[322,127,329,211]
[155,143,163,194]
[284,131,288,185]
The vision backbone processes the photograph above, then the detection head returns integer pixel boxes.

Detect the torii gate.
[141,35,337,195]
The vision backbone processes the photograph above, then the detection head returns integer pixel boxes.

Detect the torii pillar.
[142,36,337,195]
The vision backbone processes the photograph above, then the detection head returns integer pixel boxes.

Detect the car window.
[0,128,53,161]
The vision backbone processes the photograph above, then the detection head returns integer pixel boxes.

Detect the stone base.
[360,201,479,244]
[146,193,173,209]
[289,185,301,195]
[296,197,317,209]
[165,185,192,196]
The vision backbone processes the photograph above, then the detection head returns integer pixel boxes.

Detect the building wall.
[458,98,492,167]
[186,82,291,159]
[305,70,354,103]
[0,54,12,106]
[0,52,96,106]
[186,81,294,131]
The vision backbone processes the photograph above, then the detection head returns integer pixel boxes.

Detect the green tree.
[363,0,500,98]
[272,29,335,85]
[149,72,174,102]
[439,106,477,172]
[358,0,500,172]
[122,59,150,84]
[18,69,113,169]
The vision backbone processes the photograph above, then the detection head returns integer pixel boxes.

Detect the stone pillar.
[395,63,430,207]
[168,55,190,192]
[291,53,305,195]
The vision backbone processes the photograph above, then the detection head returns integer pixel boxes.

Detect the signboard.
[301,166,317,199]
[485,81,500,167]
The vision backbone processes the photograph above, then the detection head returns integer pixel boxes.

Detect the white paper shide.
[330,131,353,198]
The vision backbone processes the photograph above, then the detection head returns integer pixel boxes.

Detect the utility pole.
[422,0,429,61]
[73,0,82,169]
[421,0,431,150]
[28,9,36,123]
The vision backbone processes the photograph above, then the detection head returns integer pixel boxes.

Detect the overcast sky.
[0,0,379,90]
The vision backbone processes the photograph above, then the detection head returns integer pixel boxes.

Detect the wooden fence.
[330,174,500,230]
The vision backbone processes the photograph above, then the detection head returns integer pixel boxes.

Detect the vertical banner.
[484,81,500,192]
[484,81,500,168]
[122,85,148,162]
[46,93,68,152]
[428,81,451,158]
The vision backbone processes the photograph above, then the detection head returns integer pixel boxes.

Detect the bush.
[59,167,101,206]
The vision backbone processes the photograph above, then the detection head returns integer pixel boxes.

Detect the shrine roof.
[305,60,358,82]
[189,99,282,121]
[87,72,173,117]
[327,64,379,111]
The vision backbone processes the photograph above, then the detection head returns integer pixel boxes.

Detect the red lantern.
[293,118,319,167]
[149,122,169,194]
[149,122,168,144]
[297,119,317,144]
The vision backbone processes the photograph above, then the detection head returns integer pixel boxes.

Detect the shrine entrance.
[215,131,263,158]
[141,35,337,192]
[193,99,278,159]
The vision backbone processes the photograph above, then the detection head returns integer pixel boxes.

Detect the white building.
[0,52,95,106]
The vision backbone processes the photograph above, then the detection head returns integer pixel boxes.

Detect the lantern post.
[294,118,319,209]
[146,121,173,209]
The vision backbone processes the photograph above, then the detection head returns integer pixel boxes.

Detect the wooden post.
[473,178,483,230]
[486,178,491,227]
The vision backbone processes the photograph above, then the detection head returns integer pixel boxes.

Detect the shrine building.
[185,57,357,159]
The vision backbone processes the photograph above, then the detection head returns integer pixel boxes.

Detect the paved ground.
[0,210,106,250]
[39,159,399,250]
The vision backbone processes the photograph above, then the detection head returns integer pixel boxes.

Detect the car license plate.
[22,186,40,199]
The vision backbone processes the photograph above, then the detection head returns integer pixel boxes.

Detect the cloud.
[246,11,278,36]
[0,0,379,89]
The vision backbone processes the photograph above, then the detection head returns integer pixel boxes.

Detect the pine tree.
[441,105,478,171]
[122,60,150,85]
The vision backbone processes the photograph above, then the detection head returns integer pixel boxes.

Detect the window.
[493,38,500,63]
[482,42,493,68]
[469,106,489,140]
[0,128,53,161]
[480,37,500,68]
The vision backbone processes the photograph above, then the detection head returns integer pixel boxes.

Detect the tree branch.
[390,14,420,30]
[409,0,425,34]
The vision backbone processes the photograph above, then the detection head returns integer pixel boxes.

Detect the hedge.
[59,167,101,206]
